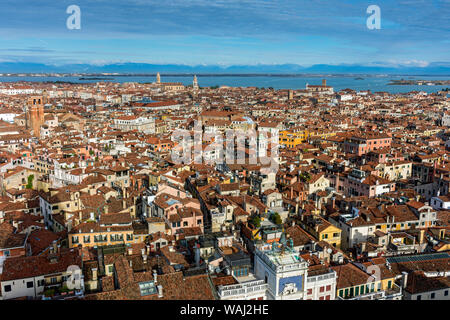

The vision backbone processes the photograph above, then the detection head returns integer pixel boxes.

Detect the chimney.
[401,271,408,289]
[153,270,158,284]
[419,229,425,243]
[195,243,201,268]
[322,79,327,87]
[157,285,163,298]
[52,240,58,254]
[92,268,98,281]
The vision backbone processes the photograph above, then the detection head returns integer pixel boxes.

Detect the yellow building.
[301,215,342,249]
[308,130,337,140]
[148,170,161,186]
[279,130,308,148]
[68,214,136,248]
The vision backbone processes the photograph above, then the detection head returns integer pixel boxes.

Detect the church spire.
[193,75,199,91]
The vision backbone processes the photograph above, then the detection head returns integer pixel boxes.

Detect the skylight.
[138,281,157,296]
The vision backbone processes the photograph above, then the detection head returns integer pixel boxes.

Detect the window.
[4,285,11,292]
[183,221,188,227]
[326,285,331,291]
[417,295,421,300]
[320,286,325,293]
[26,281,33,288]
[307,289,312,295]
[197,219,202,225]
[444,290,448,296]
[431,293,435,299]
[4,250,10,257]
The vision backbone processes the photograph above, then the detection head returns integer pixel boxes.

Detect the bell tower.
[156,72,161,84]
[27,96,44,138]
[193,75,199,91]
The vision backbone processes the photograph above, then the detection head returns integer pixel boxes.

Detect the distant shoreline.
[388,79,450,86]
[1,73,450,78]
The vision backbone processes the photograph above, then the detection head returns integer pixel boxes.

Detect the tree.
[26,174,34,189]
[299,172,311,182]
[271,212,282,225]
[249,214,261,228]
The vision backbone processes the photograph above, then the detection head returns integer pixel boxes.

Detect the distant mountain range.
[0,62,449,75]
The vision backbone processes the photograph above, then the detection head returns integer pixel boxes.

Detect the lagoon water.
[0,75,449,94]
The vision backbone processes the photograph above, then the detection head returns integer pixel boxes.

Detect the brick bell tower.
[27,95,45,138]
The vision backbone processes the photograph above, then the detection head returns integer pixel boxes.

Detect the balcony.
[338,283,402,300]
[218,279,268,299]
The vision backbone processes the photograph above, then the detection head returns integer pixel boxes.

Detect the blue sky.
[0,0,448,67]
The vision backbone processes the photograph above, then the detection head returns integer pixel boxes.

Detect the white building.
[112,116,155,133]
[217,279,268,300]
[431,195,450,210]
[305,267,337,300]
[254,245,308,300]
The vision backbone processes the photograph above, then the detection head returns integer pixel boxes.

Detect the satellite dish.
[327,248,332,254]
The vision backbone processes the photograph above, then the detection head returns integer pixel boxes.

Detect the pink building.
[328,171,395,198]
[344,133,392,156]
[152,193,203,235]
[365,148,405,164]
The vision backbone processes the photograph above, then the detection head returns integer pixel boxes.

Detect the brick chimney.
[92,268,98,281]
